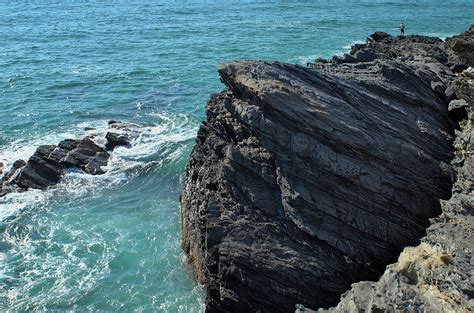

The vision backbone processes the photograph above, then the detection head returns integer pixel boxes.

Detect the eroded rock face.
[310,28,474,313]
[445,26,474,68]
[15,138,109,190]
[180,30,466,311]
[317,66,473,313]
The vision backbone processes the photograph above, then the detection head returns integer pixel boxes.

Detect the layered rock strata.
[315,31,474,313]
[181,28,473,311]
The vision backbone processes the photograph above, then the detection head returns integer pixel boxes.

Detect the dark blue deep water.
[0,1,472,311]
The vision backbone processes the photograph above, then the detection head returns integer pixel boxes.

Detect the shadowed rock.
[445,26,474,66]
[0,160,26,196]
[15,138,109,190]
[15,145,64,190]
[180,29,466,311]
[315,26,474,313]
[2,160,26,183]
[105,120,141,150]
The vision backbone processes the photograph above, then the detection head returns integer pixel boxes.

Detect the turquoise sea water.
[0,1,472,311]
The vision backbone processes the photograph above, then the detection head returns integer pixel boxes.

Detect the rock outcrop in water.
[181,26,473,311]
[0,121,140,197]
[105,120,141,150]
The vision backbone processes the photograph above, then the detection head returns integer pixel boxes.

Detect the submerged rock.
[180,28,474,311]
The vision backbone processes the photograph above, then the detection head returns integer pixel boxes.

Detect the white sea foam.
[289,54,320,65]
[1,215,113,310]
[0,189,46,221]
[342,40,365,50]
[291,40,366,66]
[422,32,457,41]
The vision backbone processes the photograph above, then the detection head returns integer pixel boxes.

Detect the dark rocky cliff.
[317,28,474,313]
[180,27,473,312]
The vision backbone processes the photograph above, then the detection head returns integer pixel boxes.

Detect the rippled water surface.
[0,0,472,310]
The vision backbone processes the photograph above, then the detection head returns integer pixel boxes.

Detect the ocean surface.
[0,0,472,311]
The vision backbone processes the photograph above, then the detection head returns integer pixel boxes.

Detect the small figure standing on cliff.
[400,22,405,36]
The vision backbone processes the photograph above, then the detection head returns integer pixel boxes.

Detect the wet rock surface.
[105,120,141,150]
[0,121,140,196]
[0,160,26,196]
[181,27,473,311]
